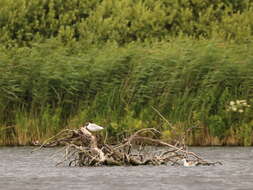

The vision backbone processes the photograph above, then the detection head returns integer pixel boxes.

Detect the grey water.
[0,147,253,190]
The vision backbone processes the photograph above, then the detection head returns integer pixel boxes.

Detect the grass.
[0,38,253,146]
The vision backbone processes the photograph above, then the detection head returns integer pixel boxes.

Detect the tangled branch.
[35,127,222,167]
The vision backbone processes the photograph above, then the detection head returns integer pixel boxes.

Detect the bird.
[31,140,40,146]
[182,158,197,167]
[84,122,104,132]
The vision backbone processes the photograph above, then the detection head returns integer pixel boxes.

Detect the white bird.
[182,158,197,167]
[85,122,104,132]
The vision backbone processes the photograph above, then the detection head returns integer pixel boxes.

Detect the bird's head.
[84,121,92,127]
[182,158,188,162]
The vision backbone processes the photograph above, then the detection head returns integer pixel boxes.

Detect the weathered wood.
[37,127,221,167]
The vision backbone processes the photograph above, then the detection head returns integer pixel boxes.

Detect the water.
[0,147,253,190]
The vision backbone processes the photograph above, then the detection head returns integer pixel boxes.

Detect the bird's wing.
[91,123,102,128]
[89,123,104,130]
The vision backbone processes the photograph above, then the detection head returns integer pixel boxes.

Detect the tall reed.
[0,38,252,145]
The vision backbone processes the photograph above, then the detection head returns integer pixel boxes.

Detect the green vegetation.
[0,0,253,145]
[1,0,253,46]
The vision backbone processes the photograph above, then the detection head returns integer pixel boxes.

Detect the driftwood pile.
[35,127,221,167]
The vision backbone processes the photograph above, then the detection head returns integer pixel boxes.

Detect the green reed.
[0,38,253,145]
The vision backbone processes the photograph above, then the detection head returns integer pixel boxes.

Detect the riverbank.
[1,1,253,146]
[0,39,253,146]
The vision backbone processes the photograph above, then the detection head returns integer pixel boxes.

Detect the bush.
[1,0,253,46]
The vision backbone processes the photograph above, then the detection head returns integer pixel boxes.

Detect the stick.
[151,106,174,129]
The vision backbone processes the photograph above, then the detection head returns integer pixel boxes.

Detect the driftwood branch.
[35,127,221,167]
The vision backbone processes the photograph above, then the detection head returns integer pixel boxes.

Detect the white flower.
[236,100,240,104]
[242,102,247,106]
[238,109,244,113]
[230,101,235,106]
[232,106,237,111]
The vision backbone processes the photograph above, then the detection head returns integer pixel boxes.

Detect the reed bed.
[0,39,253,145]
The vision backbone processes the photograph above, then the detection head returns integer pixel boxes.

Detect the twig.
[31,129,74,153]
[0,126,15,132]
[151,106,174,129]
[36,127,221,167]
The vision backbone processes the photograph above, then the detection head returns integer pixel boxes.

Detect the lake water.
[0,147,253,190]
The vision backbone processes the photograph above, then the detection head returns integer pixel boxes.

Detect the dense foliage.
[0,0,253,145]
[0,0,253,46]
[0,39,253,145]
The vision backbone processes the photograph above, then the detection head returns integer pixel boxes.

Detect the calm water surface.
[0,147,253,190]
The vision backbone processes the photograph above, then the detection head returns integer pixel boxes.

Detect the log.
[36,127,221,167]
